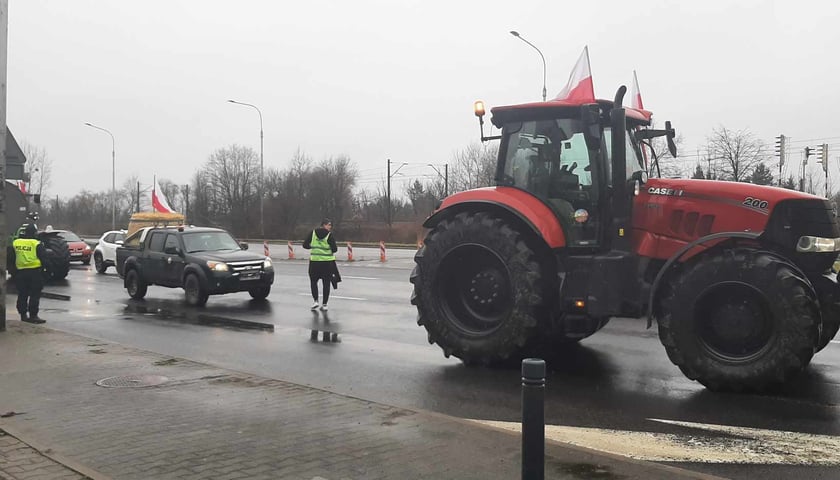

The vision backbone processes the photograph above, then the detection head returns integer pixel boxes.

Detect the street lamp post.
[510,31,547,102]
[427,163,449,197]
[84,122,116,230]
[228,100,264,239]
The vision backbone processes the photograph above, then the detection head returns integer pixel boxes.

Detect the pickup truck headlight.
[206,261,229,272]
[263,257,272,269]
[796,236,840,253]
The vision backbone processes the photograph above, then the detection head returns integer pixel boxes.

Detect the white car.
[93,229,126,273]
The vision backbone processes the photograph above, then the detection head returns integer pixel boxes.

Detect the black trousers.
[309,261,335,304]
[15,268,43,317]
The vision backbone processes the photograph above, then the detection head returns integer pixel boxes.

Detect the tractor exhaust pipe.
[613,85,627,108]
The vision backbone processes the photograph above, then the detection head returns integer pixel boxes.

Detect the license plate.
[71,252,83,257]
[241,272,259,281]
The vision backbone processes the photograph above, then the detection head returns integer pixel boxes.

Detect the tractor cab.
[474,92,673,251]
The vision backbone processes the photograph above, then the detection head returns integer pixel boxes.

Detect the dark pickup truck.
[116,226,274,306]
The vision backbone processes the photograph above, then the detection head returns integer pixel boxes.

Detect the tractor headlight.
[206,261,229,272]
[796,236,840,253]
[263,257,272,269]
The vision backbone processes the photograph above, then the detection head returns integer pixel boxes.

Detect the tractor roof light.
[796,235,840,253]
[474,100,486,118]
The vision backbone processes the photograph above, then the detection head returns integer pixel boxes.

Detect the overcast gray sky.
[7,0,840,198]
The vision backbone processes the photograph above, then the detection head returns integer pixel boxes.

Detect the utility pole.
[817,144,829,198]
[802,147,813,192]
[183,184,190,224]
[0,0,7,332]
[775,134,786,187]
[444,163,449,197]
[386,159,391,226]
[136,181,140,213]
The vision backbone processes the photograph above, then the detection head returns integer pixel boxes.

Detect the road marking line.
[831,340,840,344]
[297,293,366,301]
[469,418,840,465]
[343,276,378,280]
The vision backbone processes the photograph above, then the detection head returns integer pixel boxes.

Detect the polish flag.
[630,70,644,110]
[17,180,26,194]
[631,70,649,166]
[152,179,175,213]
[554,46,595,103]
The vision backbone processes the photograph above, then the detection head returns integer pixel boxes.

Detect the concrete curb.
[0,425,112,480]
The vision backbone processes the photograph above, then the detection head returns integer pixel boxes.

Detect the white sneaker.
[310,302,320,311]
[320,304,329,311]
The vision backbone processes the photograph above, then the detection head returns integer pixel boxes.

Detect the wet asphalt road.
[19,252,840,480]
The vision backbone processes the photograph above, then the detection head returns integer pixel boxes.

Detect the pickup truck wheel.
[184,273,209,307]
[94,253,107,274]
[249,286,271,300]
[125,269,147,299]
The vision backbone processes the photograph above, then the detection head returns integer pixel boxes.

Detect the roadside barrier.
[379,240,386,262]
[263,241,270,257]
[347,242,354,261]
[287,241,295,259]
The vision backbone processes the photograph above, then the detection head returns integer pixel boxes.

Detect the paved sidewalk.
[0,321,720,480]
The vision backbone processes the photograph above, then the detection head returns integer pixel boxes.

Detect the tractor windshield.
[499,118,602,246]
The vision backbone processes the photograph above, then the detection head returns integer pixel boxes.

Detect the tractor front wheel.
[658,248,819,392]
[411,212,544,365]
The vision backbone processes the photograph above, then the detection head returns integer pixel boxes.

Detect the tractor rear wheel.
[40,235,71,282]
[410,212,544,365]
[658,248,819,392]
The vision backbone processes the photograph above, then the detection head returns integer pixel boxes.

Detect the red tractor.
[410,86,840,392]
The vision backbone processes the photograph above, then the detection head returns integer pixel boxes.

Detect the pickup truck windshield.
[182,231,241,253]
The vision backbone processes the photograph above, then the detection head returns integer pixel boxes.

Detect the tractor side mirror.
[665,121,677,158]
[581,104,601,150]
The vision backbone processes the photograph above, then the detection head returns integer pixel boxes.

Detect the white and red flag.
[554,46,595,103]
[630,70,644,110]
[17,180,26,194]
[152,178,175,213]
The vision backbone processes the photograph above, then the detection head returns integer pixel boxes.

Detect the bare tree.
[308,155,358,226]
[707,126,766,182]
[205,144,260,235]
[20,141,53,196]
[449,142,498,192]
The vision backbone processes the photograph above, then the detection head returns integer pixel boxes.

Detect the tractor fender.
[423,187,566,248]
[646,231,762,327]
[183,264,210,290]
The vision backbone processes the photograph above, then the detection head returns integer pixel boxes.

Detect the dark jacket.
[302,227,338,253]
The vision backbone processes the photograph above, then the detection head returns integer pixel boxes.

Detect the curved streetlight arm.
[85,122,116,230]
[228,99,265,238]
[509,31,547,102]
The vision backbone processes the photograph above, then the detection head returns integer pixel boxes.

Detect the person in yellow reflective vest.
[12,224,46,323]
[302,218,338,311]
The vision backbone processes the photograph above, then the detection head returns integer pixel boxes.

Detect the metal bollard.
[521,358,545,480]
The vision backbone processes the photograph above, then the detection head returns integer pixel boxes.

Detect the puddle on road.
[121,302,274,332]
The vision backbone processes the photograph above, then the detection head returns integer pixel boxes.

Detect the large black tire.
[410,211,545,365]
[811,274,840,353]
[94,253,108,274]
[40,234,71,282]
[125,268,147,300]
[658,248,819,392]
[184,273,209,307]
[248,286,271,300]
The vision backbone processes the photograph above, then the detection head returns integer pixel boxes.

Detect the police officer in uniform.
[13,224,46,323]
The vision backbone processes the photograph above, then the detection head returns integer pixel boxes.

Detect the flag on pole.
[152,177,175,213]
[17,180,26,194]
[630,70,644,110]
[554,46,595,103]
[630,70,650,167]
